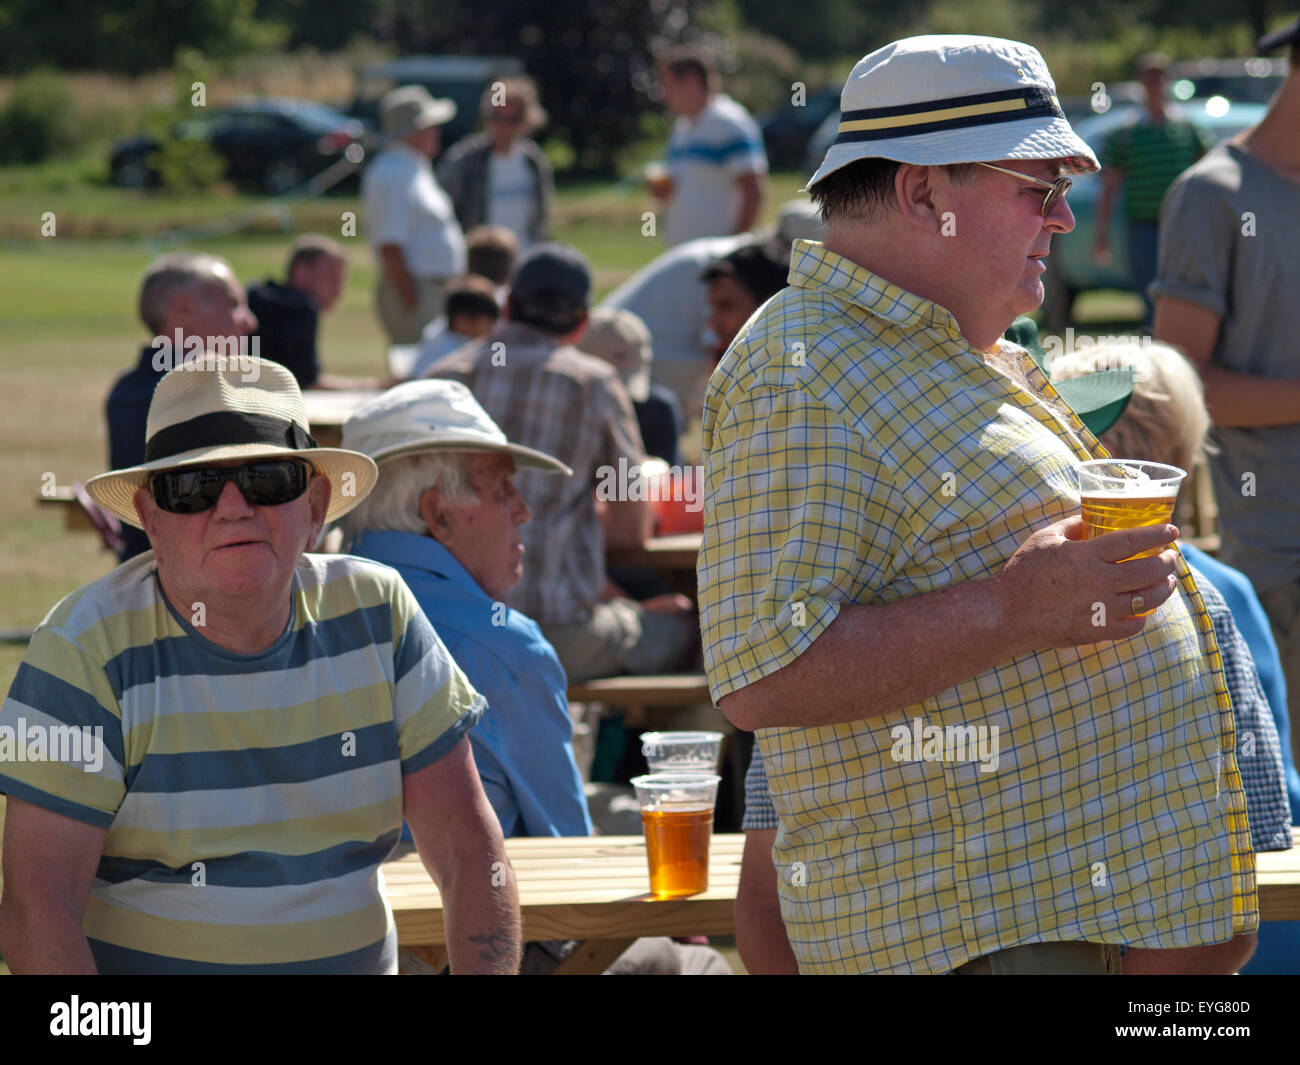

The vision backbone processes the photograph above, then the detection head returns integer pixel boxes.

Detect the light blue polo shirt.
[349,531,592,839]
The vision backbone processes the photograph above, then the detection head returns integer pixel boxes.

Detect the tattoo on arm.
[469,929,514,965]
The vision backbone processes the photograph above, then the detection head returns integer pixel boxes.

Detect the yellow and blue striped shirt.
[0,551,483,973]
[699,239,1257,973]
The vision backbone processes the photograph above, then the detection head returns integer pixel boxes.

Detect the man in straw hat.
[698,34,1257,974]
[0,356,521,974]
[363,85,465,344]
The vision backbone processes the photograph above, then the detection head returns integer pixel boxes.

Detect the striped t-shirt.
[0,551,483,973]
[1101,117,1209,222]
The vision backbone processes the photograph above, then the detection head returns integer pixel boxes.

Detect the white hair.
[138,252,234,334]
[1050,339,1215,475]
[336,451,481,548]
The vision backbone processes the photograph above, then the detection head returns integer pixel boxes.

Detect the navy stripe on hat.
[145,411,317,463]
[833,87,1063,144]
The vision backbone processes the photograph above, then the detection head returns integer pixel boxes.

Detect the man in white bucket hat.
[0,356,521,974]
[699,36,1257,974]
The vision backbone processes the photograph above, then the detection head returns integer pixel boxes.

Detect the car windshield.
[262,100,356,133]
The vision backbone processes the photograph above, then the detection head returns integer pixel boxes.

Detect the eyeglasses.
[150,459,312,515]
[973,161,1072,217]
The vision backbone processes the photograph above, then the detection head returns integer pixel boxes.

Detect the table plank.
[606,533,701,570]
[386,834,742,946]
[386,830,1300,946]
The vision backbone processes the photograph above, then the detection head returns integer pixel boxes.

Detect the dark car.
[759,85,841,171]
[110,98,369,194]
[347,55,527,159]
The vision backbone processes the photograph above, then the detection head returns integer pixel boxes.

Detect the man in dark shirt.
[247,235,379,391]
[106,252,258,561]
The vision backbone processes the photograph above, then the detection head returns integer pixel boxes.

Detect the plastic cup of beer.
[630,773,720,899]
[640,731,724,774]
[1077,459,1186,615]
[644,161,673,200]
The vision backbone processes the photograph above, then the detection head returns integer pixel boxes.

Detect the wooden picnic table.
[384,829,1300,973]
[385,832,742,974]
[301,389,382,447]
[606,532,701,571]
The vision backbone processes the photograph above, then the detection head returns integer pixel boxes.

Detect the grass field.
[0,169,1142,699]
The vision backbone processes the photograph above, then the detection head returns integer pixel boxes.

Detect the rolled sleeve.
[699,381,906,701]
[391,586,484,774]
[0,626,127,828]
[362,160,412,248]
[1149,174,1235,318]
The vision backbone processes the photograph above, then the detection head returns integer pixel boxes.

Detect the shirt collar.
[349,529,487,600]
[788,239,965,342]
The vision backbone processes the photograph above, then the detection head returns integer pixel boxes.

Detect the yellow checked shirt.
[699,240,1257,974]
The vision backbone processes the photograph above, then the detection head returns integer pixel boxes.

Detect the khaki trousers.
[376,275,449,345]
[953,940,1121,975]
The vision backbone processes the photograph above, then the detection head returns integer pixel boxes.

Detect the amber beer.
[1077,460,1187,616]
[631,772,720,899]
[641,806,713,898]
[1080,490,1179,558]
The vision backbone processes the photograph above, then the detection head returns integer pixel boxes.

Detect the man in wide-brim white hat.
[0,356,521,974]
[700,34,1257,977]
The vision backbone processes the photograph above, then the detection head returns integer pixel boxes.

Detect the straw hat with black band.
[85,356,379,529]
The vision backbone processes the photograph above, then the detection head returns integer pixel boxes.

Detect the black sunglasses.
[151,459,312,515]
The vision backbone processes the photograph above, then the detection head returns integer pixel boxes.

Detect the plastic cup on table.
[640,730,724,774]
[630,772,721,898]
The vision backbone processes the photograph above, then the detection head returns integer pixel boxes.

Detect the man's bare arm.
[1154,295,1300,427]
[735,828,799,974]
[720,516,1181,731]
[377,244,416,309]
[1123,933,1256,974]
[601,497,653,550]
[404,737,522,974]
[0,798,105,973]
[1092,169,1123,264]
[733,172,764,235]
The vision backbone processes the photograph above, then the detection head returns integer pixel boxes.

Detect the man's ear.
[133,486,155,540]
[894,163,943,233]
[307,473,331,546]
[419,487,453,544]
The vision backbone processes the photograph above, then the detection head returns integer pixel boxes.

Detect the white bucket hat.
[808,34,1099,188]
[341,380,572,474]
[85,356,379,529]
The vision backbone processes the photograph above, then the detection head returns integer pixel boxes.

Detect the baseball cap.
[381,85,456,138]
[508,243,592,330]
[1258,16,1300,51]
[809,35,1099,189]
[583,307,653,402]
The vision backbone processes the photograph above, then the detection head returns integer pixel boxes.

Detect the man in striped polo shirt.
[0,356,521,974]
[1093,53,1210,323]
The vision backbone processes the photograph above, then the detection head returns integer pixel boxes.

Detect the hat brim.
[1258,18,1300,52]
[1049,367,1137,438]
[363,438,573,476]
[808,113,1100,188]
[84,443,380,530]
[413,99,457,129]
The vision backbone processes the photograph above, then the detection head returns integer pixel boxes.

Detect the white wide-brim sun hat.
[85,355,379,529]
[341,379,573,474]
[808,34,1100,188]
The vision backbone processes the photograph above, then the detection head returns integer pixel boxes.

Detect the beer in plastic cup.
[1077,459,1186,616]
[644,161,674,200]
[640,731,724,774]
[630,773,720,898]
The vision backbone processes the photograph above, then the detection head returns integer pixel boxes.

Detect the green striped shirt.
[0,552,483,973]
[1101,118,1209,222]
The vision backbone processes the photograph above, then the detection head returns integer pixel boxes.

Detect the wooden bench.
[567,673,711,709]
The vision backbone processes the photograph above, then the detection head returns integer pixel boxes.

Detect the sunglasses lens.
[239,461,308,505]
[152,460,308,514]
